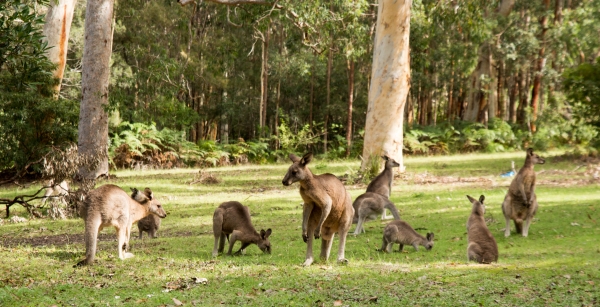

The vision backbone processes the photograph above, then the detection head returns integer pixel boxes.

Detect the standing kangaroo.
[76,185,167,266]
[352,156,401,234]
[282,153,354,266]
[138,215,161,239]
[466,195,498,264]
[212,201,272,257]
[502,148,545,237]
[378,220,434,253]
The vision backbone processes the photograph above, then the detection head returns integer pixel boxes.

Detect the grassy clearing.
[0,151,599,306]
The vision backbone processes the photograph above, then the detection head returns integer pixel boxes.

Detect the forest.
[0,0,599,178]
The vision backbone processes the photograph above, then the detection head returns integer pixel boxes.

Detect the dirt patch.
[0,230,199,248]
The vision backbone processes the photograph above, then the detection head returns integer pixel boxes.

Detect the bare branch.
[227,7,243,27]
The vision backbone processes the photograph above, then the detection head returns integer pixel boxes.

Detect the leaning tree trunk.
[361,0,412,172]
[78,0,114,179]
[42,0,78,96]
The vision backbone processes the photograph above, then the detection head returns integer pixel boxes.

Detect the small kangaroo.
[76,185,167,266]
[137,214,161,239]
[352,192,400,234]
[212,201,272,257]
[366,155,400,198]
[502,148,545,237]
[41,179,69,206]
[378,220,434,253]
[282,153,354,266]
[466,195,498,264]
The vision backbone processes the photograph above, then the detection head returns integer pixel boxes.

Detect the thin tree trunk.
[346,59,355,158]
[309,54,315,132]
[508,74,517,123]
[498,59,506,119]
[406,93,414,127]
[78,0,114,179]
[447,61,455,121]
[259,26,270,136]
[530,0,551,132]
[43,0,78,96]
[361,0,412,172]
[324,37,333,153]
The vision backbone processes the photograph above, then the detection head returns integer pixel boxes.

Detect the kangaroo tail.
[514,220,523,235]
[384,201,401,220]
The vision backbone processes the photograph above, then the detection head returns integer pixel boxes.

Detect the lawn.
[0,151,599,306]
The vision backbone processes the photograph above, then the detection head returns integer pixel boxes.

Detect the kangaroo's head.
[425,232,435,250]
[282,153,313,186]
[526,148,545,165]
[382,156,400,169]
[257,228,272,254]
[467,194,486,216]
[149,199,167,218]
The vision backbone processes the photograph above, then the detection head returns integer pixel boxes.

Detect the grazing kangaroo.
[212,201,272,257]
[502,148,545,237]
[137,215,161,239]
[352,192,400,234]
[76,185,167,266]
[378,220,434,253]
[282,153,354,266]
[466,195,498,264]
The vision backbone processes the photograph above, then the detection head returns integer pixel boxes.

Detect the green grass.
[1,151,599,306]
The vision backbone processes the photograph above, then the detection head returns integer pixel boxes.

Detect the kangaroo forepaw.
[302,258,314,267]
[302,234,308,243]
[314,231,321,239]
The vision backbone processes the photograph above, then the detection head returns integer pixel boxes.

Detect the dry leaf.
[334,300,343,306]
[173,298,183,306]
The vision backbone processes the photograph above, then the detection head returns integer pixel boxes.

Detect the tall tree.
[78,0,114,179]
[361,0,412,171]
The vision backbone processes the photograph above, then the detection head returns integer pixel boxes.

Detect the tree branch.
[178,0,274,6]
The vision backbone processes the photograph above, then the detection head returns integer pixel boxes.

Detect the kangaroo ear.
[427,233,434,241]
[466,195,476,204]
[479,195,485,203]
[143,187,153,200]
[300,153,313,166]
[260,229,266,238]
[130,187,138,194]
[382,155,389,161]
[289,154,300,163]
[527,148,534,156]
[265,228,272,238]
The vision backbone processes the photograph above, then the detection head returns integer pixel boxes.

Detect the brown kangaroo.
[76,185,167,266]
[352,192,400,234]
[378,220,434,253]
[138,215,161,239]
[282,153,354,266]
[366,155,400,198]
[212,201,272,257]
[502,148,545,237]
[466,195,498,264]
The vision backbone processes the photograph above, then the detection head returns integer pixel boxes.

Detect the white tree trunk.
[78,0,114,179]
[42,0,78,95]
[361,0,412,172]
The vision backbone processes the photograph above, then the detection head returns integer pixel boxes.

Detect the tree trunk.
[324,38,333,153]
[78,0,114,179]
[361,0,411,172]
[42,0,78,96]
[508,74,517,123]
[259,26,270,136]
[530,0,551,132]
[346,59,355,158]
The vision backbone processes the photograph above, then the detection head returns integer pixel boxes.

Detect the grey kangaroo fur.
[502,148,545,237]
[378,220,434,253]
[352,156,401,234]
[212,201,272,257]
[282,153,354,266]
[136,188,161,239]
[466,195,498,264]
[76,185,166,266]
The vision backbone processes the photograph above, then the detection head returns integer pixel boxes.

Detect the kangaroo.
[502,148,545,237]
[212,201,272,257]
[366,155,400,198]
[137,214,161,239]
[41,179,69,206]
[282,153,354,266]
[352,192,400,234]
[378,220,434,253]
[466,195,498,264]
[76,185,167,266]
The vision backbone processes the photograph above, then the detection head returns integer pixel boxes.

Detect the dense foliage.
[0,0,79,175]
